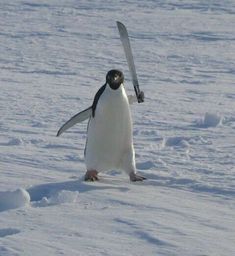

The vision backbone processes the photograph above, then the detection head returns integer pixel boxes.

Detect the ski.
[116,21,144,103]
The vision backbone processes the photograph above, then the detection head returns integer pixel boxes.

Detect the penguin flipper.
[128,95,137,105]
[57,107,92,137]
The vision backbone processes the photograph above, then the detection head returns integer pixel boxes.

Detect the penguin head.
[106,69,124,90]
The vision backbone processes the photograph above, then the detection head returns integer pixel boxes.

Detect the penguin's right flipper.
[57,107,92,137]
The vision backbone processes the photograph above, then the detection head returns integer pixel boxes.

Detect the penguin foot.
[84,170,99,181]
[129,172,146,182]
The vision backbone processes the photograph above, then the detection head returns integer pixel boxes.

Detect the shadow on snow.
[27,178,129,202]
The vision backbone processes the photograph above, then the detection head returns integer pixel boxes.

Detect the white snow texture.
[0,189,30,211]
[0,1,235,256]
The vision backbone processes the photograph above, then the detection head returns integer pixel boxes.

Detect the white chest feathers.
[85,84,135,173]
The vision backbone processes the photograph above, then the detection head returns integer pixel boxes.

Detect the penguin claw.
[129,172,146,182]
[84,170,99,182]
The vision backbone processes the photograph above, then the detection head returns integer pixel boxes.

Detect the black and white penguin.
[57,70,145,182]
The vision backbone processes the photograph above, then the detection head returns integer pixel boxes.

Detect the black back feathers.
[92,84,106,117]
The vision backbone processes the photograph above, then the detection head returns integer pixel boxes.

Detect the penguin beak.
[109,79,120,90]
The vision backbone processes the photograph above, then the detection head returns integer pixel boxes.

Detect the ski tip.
[116,21,128,36]
[116,21,125,29]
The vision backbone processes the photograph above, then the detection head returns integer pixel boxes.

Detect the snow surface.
[0,0,235,255]
[0,189,30,212]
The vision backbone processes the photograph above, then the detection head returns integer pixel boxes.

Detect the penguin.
[57,69,146,182]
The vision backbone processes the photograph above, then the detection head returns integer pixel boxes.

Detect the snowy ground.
[0,0,235,255]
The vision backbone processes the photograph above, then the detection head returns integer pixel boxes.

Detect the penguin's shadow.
[27,177,129,202]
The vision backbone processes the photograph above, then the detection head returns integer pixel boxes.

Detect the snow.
[0,0,235,255]
[195,112,222,128]
[0,189,30,212]
[31,190,79,207]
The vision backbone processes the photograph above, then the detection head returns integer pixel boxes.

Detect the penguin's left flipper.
[129,172,147,182]
[57,107,92,137]
[128,95,137,105]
